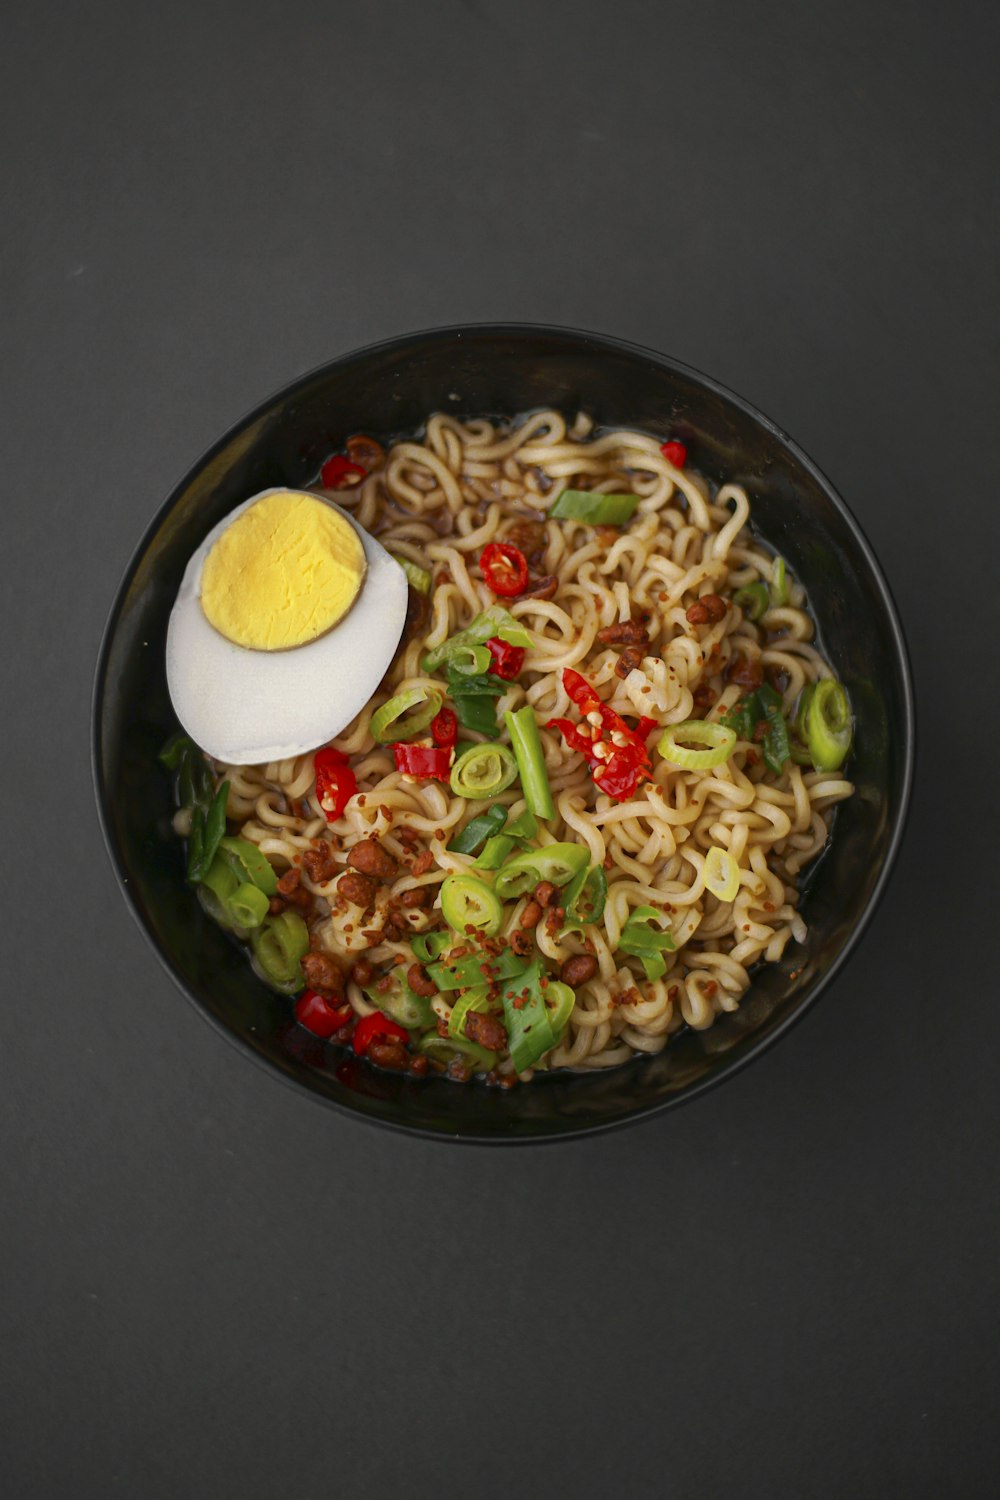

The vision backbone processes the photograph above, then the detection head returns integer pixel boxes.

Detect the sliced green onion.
[417,1032,497,1074]
[428,947,529,993]
[226,882,270,929]
[197,881,245,936]
[493,843,589,901]
[805,679,853,771]
[618,906,677,981]
[733,582,770,621]
[562,863,608,928]
[703,847,740,902]
[500,957,556,1072]
[448,987,492,1040]
[446,670,505,740]
[390,553,432,594]
[722,694,757,740]
[421,606,532,674]
[363,974,433,1030]
[503,706,555,820]
[658,721,736,770]
[445,671,506,698]
[543,979,576,1039]
[217,836,278,895]
[440,874,504,936]
[251,910,309,992]
[504,808,538,842]
[475,834,516,870]
[450,743,519,798]
[410,929,452,964]
[159,731,195,771]
[550,489,640,525]
[160,733,216,811]
[198,856,243,931]
[794,683,816,741]
[447,643,493,678]
[770,555,788,606]
[450,689,503,739]
[447,804,508,855]
[187,779,229,883]
[370,688,442,744]
[755,682,790,775]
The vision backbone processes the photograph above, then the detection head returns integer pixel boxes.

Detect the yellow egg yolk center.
[200,491,366,651]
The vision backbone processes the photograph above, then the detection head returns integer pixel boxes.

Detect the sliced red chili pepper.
[660,440,688,469]
[546,717,596,759]
[353,1012,410,1057]
[295,989,353,1039]
[430,707,458,749]
[485,636,525,680]
[563,668,601,712]
[393,743,453,781]
[320,453,367,489]
[314,748,357,821]
[480,541,529,597]
[547,668,653,803]
[635,716,659,741]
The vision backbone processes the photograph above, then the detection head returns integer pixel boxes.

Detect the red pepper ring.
[353,1012,410,1057]
[480,541,529,598]
[320,453,367,489]
[393,742,453,782]
[430,707,458,749]
[314,748,358,822]
[485,636,525,680]
[295,989,354,1039]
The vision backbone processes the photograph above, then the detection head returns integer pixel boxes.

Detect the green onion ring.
[449,743,519,798]
[370,687,442,744]
[657,720,737,770]
[440,873,504,936]
[805,679,853,772]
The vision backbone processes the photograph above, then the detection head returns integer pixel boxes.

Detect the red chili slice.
[321,453,367,489]
[485,636,525,680]
[430,707,458,749]
[353,1012,410,1057]
[295,989,353,1039]
[393,743,453,781]
[548,668,654,803]
[480,542,529,597]
[314,748,357,821]
[660,440,688,469]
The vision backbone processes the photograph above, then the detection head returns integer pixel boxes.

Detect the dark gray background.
[3,0,998,1495]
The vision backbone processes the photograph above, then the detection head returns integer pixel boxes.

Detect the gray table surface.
[4,1,998,1495]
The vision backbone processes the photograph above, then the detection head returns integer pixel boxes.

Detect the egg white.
[166,488,408,764]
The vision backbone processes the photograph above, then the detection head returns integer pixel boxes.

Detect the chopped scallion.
[447,804,508,855]
[503,706,555,820]
[370,688,442,744]
[550,490,640,525]
[450,743,519,799]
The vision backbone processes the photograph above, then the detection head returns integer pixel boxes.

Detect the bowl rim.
[92,320,916,1145]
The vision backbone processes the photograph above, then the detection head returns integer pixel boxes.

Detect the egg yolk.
[200,491,366,651]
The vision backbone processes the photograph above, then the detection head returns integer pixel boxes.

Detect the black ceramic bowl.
[94,324,913,1142]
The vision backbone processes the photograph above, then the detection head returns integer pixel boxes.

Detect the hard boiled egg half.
[167,488,408,763]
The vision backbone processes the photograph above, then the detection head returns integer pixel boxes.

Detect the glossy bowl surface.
[93,324,914,1142]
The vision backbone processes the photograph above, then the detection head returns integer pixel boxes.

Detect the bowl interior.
[95,326,911,1140]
